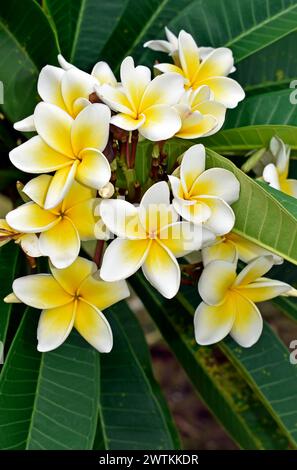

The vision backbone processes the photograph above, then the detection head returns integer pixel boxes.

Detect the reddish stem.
[129,130,139,169]
[93,239,105,268]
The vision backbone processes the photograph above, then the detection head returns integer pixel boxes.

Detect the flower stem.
[93,239,105,267]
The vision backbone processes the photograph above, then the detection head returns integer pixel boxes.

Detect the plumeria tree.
[0,0,297,451]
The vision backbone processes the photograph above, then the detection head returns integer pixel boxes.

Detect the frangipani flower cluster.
[3,28,294,355]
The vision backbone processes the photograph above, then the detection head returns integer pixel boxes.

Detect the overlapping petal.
[142,240,180,299]
[12,274,72,309]
[198,260,236,305]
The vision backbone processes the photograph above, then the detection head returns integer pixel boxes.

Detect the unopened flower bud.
[99,182,114,199]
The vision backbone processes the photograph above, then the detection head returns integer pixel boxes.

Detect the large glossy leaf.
[0,308,100,450]
[94,301,180,450]
[102,0,193,69]
[234,31,297,95]
[0,243,20,347]
[225,90,297,129]
[168,0,297,60]
[0,0,59,122]
[130,273,290,449]
[44,0,127,71]
[203,125,297,154]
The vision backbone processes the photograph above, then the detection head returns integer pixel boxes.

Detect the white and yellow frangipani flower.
[262,137,297,198]
[6,256,130,352]
[202,231,283,266]
[98,56,184,141]
[194,256,293,348]
[10,103,111,209]
[100,181,215,299]
[175,86,226,139]
[0,218,41,257]
[144,26,179,56]
[155,30,244,109]
[144,27,219,64]
[169,144,240,235]
[14,55,117,131]
[6,175,101,268]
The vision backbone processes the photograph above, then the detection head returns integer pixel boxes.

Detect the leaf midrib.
[0,18,38,73]
[225,3,297,50]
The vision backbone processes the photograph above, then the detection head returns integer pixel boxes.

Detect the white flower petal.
[100,238,150,282]
[234,256,274,286]
[50,256,97,295]
[13,274,72,309]
[57,54,74,71]
[178,30,200,85]
[71,103,111,155]
[194,297,235,345]
[75,299,113,353]
[92,61,117,86]
[198,48,234,80]
[172,198,211,225]
[200,196,235,236]
[201,77,245,109]
[14,115,36,132]
[37,65,65,109]
[230,294,263,348]
[37,302,75,352]
[100,199,146,239]
[7,202,58,233]
[142,240,181,299]
[39,218,80,269]
[198,259,237,305]
[263,163,280,190]
[20,233,42,258]
[159,221,215,257]
[44,162,78,210]
[120,56,151,111]
[140,72,184,110]
[192,168,240,204]
[9,136,71,174]
[23,175,52,206]
[61,68,97,116]
[97,83,133,114]
[110,113,145,131]
[34,102,74,157]
[180,144,206,191]
[76,149,111,189]
[140,104,181,141]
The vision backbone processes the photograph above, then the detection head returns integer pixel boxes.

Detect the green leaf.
[206,149,297,265]
[203,125,297,155]
[0,243,20,347]
[225,89,297,129]
[234,31,297,95]
[0,0,59,123]
[94,301,180,450]
[44,0,128,71]
[0,308,100,450]
[176,283,297,448]
[273,297,297,323]
[0,169,22,191]
[167,0,297,63]
[130,273,290,449]
[105,0,193,69]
